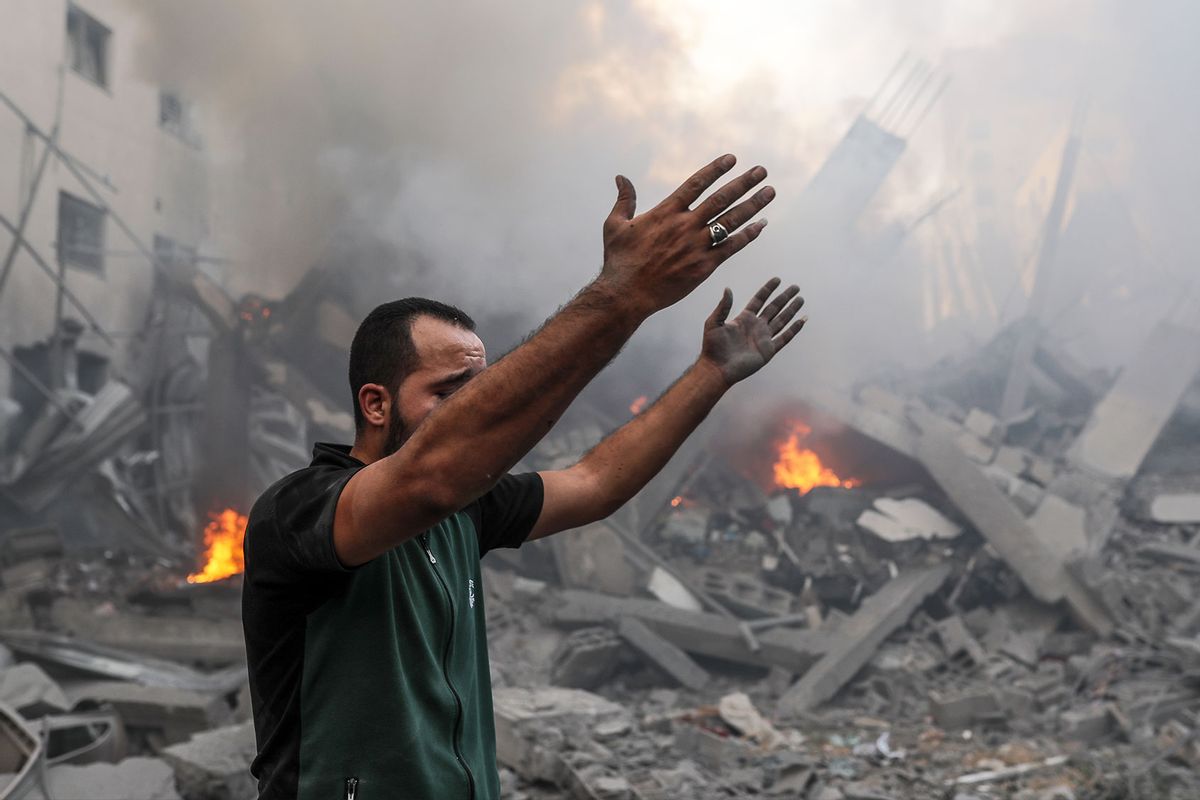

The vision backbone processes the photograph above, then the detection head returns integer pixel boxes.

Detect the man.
[242,154,806,800]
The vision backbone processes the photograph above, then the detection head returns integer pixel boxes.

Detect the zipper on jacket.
[345,776,359,800]
[421,532,477,799]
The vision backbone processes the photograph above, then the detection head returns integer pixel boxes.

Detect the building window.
[159,91,200,145]
[66,4,111,89]
[58,192,106,274]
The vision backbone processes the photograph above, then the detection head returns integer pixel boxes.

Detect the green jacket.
[243,443,544,800]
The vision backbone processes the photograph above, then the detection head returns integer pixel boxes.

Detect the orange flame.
[187,508,247,584]
[630,395,649,415]
[670,495,683,507]
[773,422,859,494]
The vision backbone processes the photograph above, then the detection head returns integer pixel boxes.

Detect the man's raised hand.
[699,278,806,386]
[598,155,774,316]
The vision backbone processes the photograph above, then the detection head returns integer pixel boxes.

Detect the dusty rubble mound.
[0,322,1196,800]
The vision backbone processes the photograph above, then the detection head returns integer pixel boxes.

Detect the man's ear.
[357,383,391,429]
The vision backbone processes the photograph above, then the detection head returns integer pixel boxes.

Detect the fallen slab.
[553,590,827,672]
[1070,320,1200,479]
[777,563,951,716]
[493,687,628,783]
[617,616,709,691]
[912,428,1114,636]
[63,680,232,745]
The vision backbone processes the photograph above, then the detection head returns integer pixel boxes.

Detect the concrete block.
[550,627,624,690]
[1059,703,1114,744]
[672,720,753,771]
[1149,493,1200,523]
[162,721,256,800]
[929,689,1001,729]
[698,568,793,618]
[617,617,709,691]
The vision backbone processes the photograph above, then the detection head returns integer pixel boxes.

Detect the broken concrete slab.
[910,426,1113,637]
[49,598,246,666]
[551,522,640,596]
[1070,320,1200,479]
[617,617,709,691]
[0,663,68,718]
[553,589,827,673]
[0,630,246,693]
[857,497,962,542]
[777,564,950,716]
[493,687,628,781]
[63,680,233,746]
[162,721,256,800]
[30,757,181,800]
[1028,495,1089,563]
[1149,493,1200,523]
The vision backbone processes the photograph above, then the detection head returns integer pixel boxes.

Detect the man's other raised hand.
[597,154,774,317]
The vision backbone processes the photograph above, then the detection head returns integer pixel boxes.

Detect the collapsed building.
[0,10,1197,800]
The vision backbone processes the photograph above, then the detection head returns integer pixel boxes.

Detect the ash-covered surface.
[0,317,1198,799]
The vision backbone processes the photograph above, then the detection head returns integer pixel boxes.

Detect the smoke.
[126,0,1200,407]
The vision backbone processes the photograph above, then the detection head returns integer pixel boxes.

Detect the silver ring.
[708,222,730,245]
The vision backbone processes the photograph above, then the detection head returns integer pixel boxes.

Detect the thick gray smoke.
[128,0,1200,405]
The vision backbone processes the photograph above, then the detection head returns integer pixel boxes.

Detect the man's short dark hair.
[348,298,476,433]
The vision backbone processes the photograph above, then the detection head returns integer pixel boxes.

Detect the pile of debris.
[0,312,1194,799]
[478,318,1200,799]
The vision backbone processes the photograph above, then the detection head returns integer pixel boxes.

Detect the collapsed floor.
[0,322,1197,799]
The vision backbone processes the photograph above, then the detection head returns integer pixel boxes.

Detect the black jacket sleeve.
[248,465,363,579]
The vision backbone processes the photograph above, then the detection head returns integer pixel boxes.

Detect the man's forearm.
[577,358,729,515]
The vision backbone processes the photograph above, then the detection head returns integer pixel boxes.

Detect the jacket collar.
[311,442,366,469]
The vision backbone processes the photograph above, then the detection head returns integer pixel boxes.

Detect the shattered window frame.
[57,191,107,274]
[66,4,111,90]
[159,91,201,146]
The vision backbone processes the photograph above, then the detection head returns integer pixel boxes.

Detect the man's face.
[382,316,487,456]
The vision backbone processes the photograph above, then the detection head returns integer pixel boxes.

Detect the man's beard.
[381,401,407,457]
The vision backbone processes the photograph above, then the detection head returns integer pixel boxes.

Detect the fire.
[187,508,247,584]
[772,422,859,494]
[630,395,649,415]
[670,496,683,507]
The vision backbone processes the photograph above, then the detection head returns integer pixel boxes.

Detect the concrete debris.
[1070,321,1200,479]
[161,722,256,800]
[30,757,181,800]
[857,497,962,542]
[0,261,1197,799]
[617,617,709,691]
[777,564,951,716]
[1149,492,1200,523]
